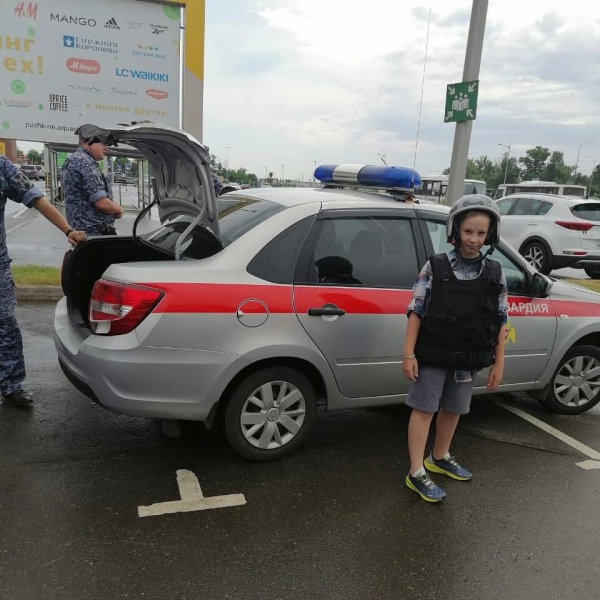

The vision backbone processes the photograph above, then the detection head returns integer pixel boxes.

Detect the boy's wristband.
[403,354,416,360]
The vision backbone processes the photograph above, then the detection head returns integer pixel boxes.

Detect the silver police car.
[55,124,600,462]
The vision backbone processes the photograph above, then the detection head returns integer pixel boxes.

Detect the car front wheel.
[540,345,600,414]
[521,241,552,275]
[223,367,317,461]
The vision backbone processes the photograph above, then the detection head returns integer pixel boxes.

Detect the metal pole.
[587,156,596,196]
[281,164,285,186]
[446,0,489,206]
[499,142,511,185]
[575,141,594,181]
[309,159,317,182]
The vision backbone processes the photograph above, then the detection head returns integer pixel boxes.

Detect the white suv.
[496,193,600,278]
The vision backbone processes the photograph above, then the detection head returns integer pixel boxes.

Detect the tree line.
[443,146,600,196]
[210,154,259,186]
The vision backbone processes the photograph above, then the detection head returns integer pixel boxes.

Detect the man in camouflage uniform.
[61,124,124,235]
[0,156,86,408]
[212,172,223,196]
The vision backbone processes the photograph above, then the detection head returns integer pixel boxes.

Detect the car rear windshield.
[140,196,285,259]
[570,203,600,222]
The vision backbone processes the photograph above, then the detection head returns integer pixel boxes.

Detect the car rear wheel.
[540,345,600,414]
[584,266,600,279]
[223,367,317,461]
[521,241,552,275]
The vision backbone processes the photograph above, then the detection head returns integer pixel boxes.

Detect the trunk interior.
[63,236,172,335]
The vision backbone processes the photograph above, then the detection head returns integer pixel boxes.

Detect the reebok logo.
[115,68,168,82]
[105,18,120,30]
[150,23,167,34]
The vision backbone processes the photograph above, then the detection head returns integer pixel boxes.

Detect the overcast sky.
[202,0,600,180]
[20,0,600,180]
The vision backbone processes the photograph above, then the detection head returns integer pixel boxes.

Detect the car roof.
[228,186,451,214]
[502,192,595,204]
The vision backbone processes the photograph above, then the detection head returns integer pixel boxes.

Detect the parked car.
[54,125,600,463]
[495,193,600,277]
[126,172,137,185]
[34,165,46,179]
[113,171,126,184]
[20,164,39,180]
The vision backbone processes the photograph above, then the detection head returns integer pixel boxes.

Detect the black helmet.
[446,194,501,246]
[75,124,117,146]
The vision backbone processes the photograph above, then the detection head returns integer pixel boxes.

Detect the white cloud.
[19,0,600,179]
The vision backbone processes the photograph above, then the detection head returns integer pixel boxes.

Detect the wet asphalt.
[1,302,599,600]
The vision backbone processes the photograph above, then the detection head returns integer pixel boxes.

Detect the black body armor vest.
[415,253,503,371]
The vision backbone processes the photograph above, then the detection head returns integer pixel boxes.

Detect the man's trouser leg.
[0,267,26,396]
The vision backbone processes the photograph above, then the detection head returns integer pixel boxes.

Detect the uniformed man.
[0,155,86,408]
[61,124,124,235]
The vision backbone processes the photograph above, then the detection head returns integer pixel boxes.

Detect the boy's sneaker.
[405,471,446,503]
[424,453,472,481]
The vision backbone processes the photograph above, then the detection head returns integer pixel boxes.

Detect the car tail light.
[555,220,594,231]
[89,279,164,336]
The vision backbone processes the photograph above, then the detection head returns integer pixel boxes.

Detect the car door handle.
[307,305,346,317]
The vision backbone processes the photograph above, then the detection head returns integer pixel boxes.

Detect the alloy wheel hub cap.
[266,408,280,422]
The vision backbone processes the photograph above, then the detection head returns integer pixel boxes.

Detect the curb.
[16,285,63,302]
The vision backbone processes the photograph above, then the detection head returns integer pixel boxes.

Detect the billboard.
[0,0,182,144]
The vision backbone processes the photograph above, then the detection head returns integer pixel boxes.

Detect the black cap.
[75,124,117,146]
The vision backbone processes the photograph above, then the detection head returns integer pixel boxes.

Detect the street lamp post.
[309,159,317,182]
[223,146,232,181]
[575,141,594,181]
[281,164,285,186]
[498,142,511,185]
[587,156,597,196]
[377,152,387,166]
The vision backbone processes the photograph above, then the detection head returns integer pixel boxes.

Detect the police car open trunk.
[62,123,223,333]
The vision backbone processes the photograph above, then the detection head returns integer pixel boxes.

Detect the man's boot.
[2,389,33,408]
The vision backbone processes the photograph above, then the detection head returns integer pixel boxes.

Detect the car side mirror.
[531,272,550,298]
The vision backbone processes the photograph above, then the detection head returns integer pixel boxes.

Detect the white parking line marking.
[497,401,600,468]
[576,460,600,470]
[138,469,246,517]
[6,218,33,235]
[11,207,28,219]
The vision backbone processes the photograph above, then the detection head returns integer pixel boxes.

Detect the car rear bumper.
[553,253,600,270]
[54,297,252,421]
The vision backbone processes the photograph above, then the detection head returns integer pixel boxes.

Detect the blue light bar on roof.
[314,164,421,191]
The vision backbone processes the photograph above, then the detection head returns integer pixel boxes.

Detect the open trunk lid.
[108,123,223,254]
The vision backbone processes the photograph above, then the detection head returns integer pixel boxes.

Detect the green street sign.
[444,80,479,123]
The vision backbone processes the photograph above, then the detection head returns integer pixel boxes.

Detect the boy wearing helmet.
[402,194,508,502]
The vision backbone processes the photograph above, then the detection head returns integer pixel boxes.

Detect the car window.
[538,201,552,215]
[247,216,315,284]
[491,248,527,295]
[562,186,586,198]
[512,197,551,216]
[217,197,285,246]
[570,203,600,222]
[496,198,516,215]
[424,219,527,295]
[140,196,285,258]
[305,217,419,288]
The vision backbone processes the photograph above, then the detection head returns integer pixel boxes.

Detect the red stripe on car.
[142,283,600,319]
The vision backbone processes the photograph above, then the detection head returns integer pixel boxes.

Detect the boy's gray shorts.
[406,364,476,415]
